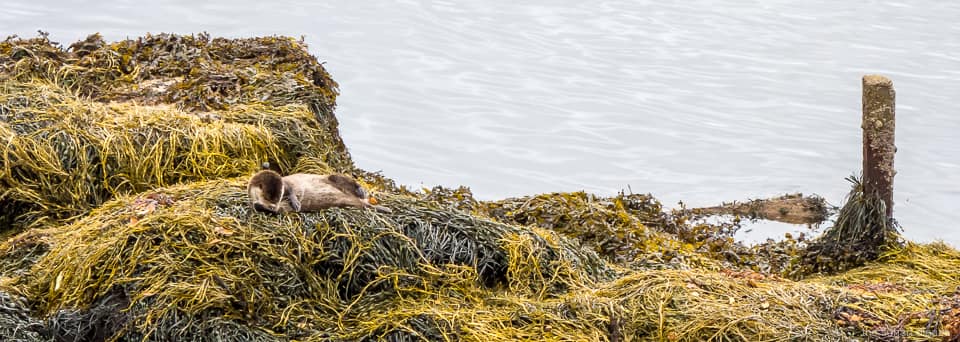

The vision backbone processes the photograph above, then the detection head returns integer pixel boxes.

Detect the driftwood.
[690,193,833,225]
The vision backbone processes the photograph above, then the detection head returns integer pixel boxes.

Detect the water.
[3,1,958,246]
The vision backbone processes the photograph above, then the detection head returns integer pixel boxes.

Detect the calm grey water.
[3,1,959,246]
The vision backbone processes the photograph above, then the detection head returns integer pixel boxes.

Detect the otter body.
[247,171,391,214]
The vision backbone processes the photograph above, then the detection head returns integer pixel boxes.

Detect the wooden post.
[861,75,896,218]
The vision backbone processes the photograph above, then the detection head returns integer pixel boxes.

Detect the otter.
[247,170,391,214]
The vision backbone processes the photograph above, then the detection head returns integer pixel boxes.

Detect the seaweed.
[794,176,904,276]
[0,290,44,342]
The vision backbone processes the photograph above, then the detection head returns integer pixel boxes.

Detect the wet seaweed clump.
[482,191,667,263]
[0,33,959,341]
[794,176,903,276]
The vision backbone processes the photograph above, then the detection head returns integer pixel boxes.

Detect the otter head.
[248,170,285,213]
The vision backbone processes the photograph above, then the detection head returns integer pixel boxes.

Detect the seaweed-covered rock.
[1,32,339,115]
[0,84,342,232]
[12,179,608,341]
[0,32,353,234]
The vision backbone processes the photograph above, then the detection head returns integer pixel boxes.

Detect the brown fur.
[247,171,391,214]
[247,170,285,213]
[326,174,367,199]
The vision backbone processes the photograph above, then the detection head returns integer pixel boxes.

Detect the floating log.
[690,193,832,225]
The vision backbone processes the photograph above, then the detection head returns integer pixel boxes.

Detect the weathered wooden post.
[861,75,896,218]
[794,75,900,277]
